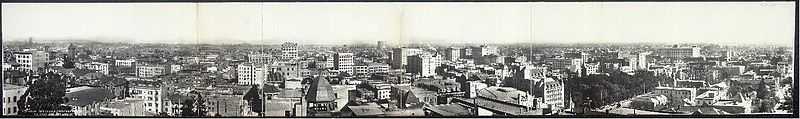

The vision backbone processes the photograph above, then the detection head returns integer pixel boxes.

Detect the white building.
[470,45,498,59]
[281,42,299,60]
[367,63,389,74]
[130,85,163,114]
[653,86,698,107]
[585,62,599,74]
[655,46,701,58]
[136,64,168,78]
[407,54,436,77]
[14,50,48,72]
[115,59,136,67]
[237,63,265,85]
[78,62,110,75]
[249,54,276,64]
[170,64,182,73]
[569,59,583,73]
[539,78,565,109]
[444,47,461,61]
[3,84,28,115]
[637,52,651,70]
[391,48,423,69]
[334,53,354,74]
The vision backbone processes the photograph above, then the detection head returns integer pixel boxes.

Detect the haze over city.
[2,2,794,46]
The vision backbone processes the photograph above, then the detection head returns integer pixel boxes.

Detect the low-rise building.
[653,86,698,107]
[136,64,169,78]
[130,85,163,113]
[64,86,116,116]
[3,84,28,115]
[98,99,152,116]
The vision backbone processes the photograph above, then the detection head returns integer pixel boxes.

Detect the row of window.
[5,107,18,114]
[4,96,18,104]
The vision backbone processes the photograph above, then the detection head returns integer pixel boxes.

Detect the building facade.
[334,53,354,74]
[391,48,423,69]
[14,50,48,72]
[136,64,168,78]
[407,55,437,77]
[3,84,28,115]
[282,42,299,60]
[655,46,701,58]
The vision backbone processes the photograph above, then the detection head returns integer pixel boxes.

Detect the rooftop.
[3,83,27,91]
[425,103,474,116]
[607,108,672,115]
[307,77,335,102]
[65,87,116,107]
[452,97,541,116]
[346,103,385,116]
[477,87,529,104]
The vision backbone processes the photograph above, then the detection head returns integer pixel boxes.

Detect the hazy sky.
[2,2,794,46]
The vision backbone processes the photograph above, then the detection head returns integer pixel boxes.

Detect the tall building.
[267,61,304,84]
[14,50,48,72]
[3,84,28,115]
[655,45,701,58]
[391,48,423,69]
[444,47,461,61]
[460,48,471,59]
[334,53,354,74]
[130,85,163,114]
[237,63,265,85]
[538,78,565,109]
[470,45,498,59]
[281,42,299,60]
[568,59,583,73]
[637,52,651,70]
[407,54,436,77]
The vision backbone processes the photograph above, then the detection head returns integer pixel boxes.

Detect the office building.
[444,47,461,61]
[14,50,48,72]
[391,48,423,69]
[407,54,437,77]
[655,45,701,58]
[282,42,299,60]
[334,53,354,74]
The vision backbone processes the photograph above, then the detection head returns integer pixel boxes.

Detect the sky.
[1,2,795,46]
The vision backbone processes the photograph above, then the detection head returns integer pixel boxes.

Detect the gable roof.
[307,77,335,102]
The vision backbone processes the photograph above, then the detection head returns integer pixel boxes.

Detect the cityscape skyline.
[1,2,795,117]
[2,2,794,46]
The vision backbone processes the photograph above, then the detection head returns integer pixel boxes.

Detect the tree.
[180,92,208,117]
[19,72,71,114]
[195,93,209,116]
[62,55,75,69]
[180,99,196,117]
